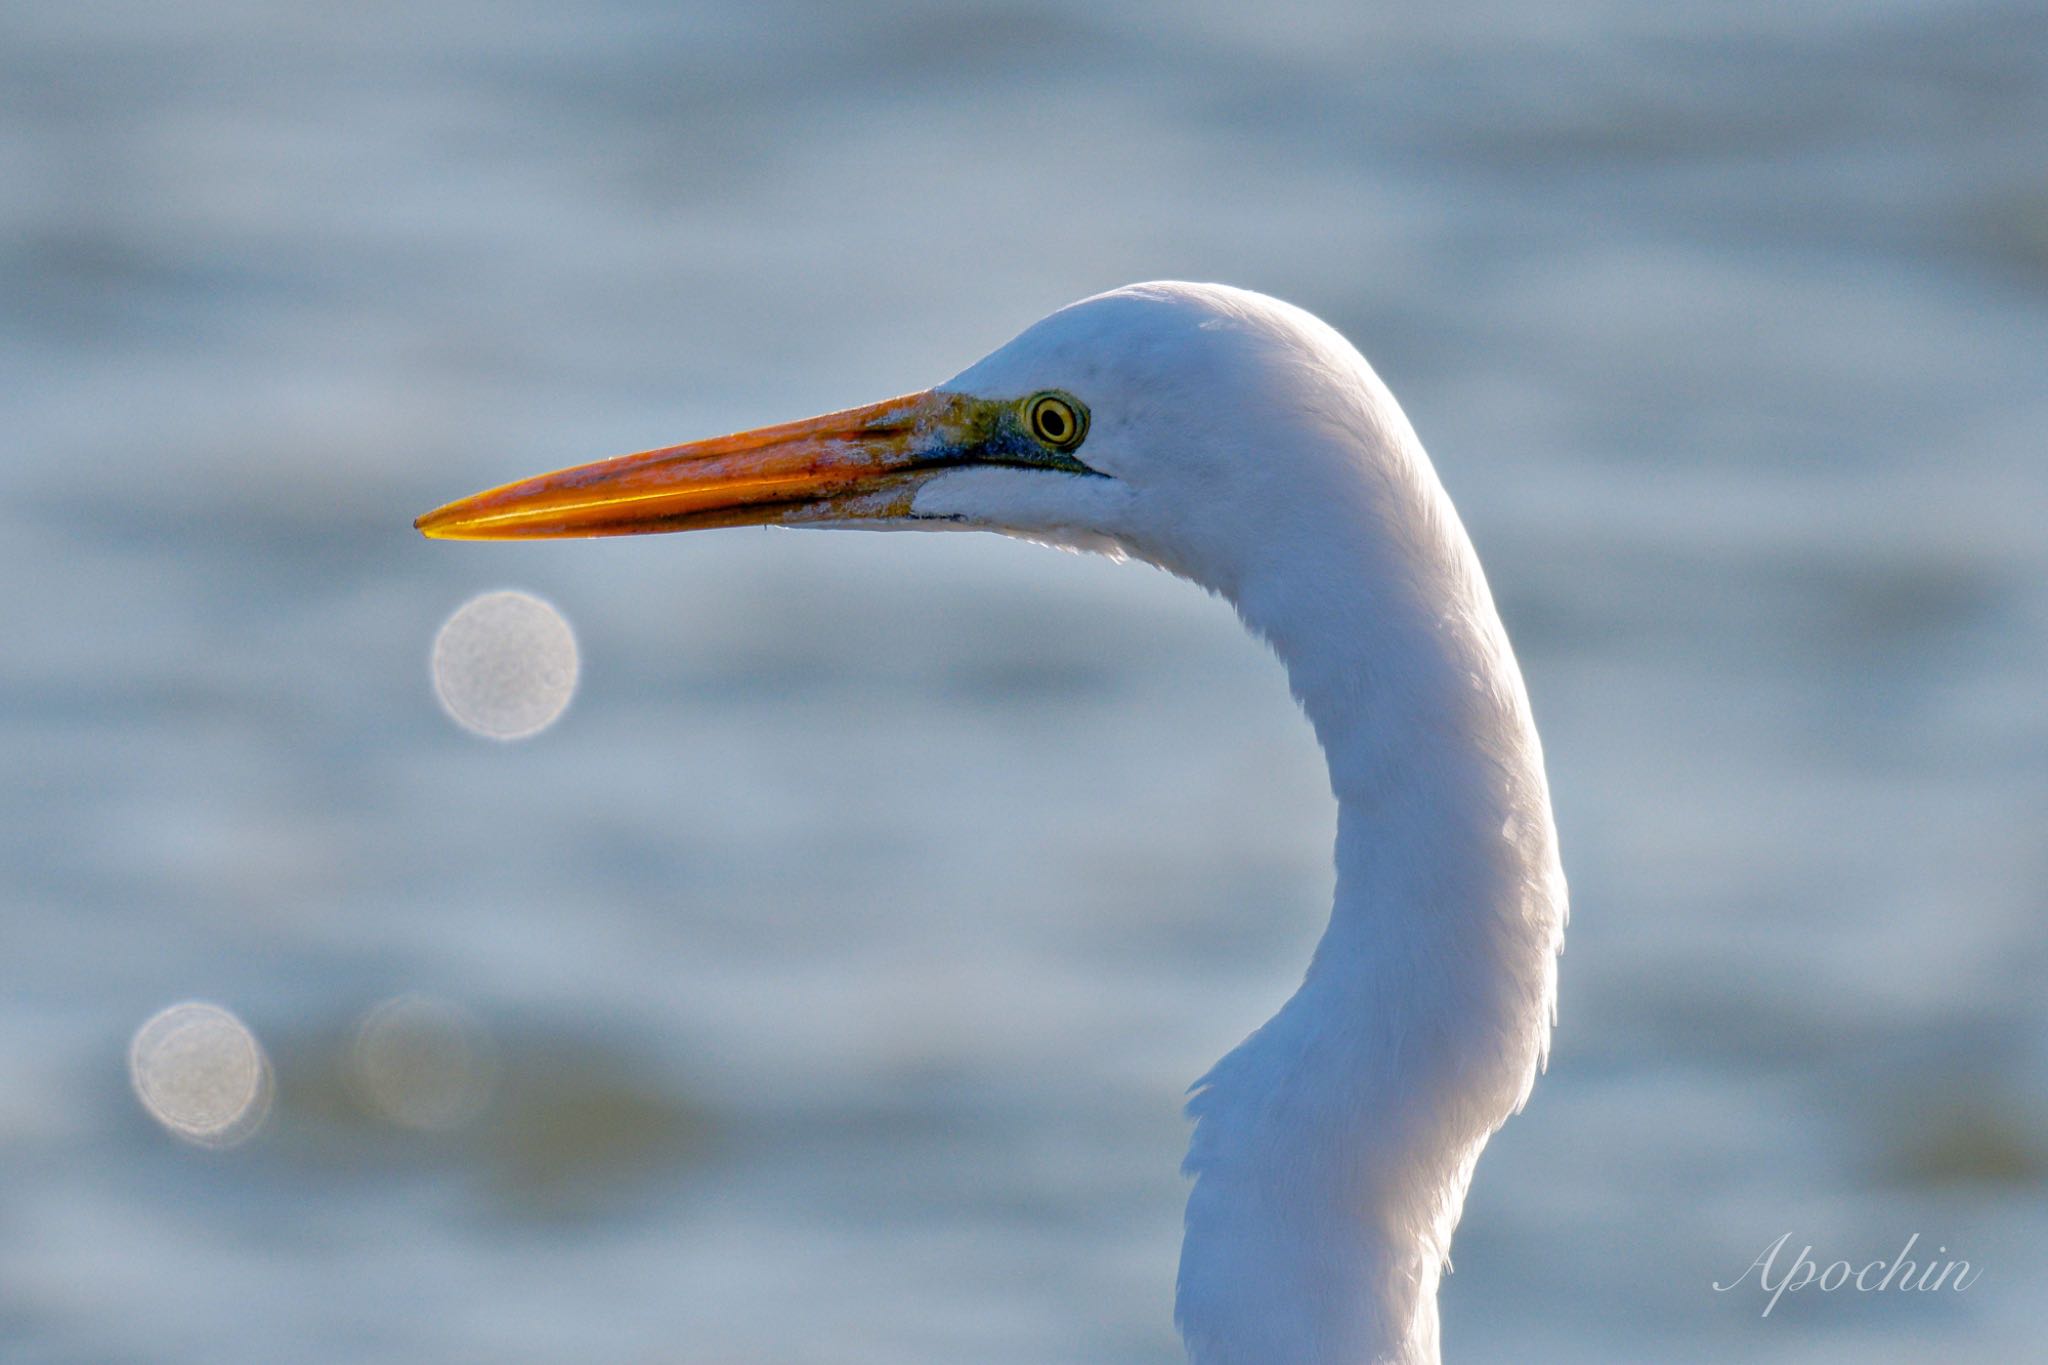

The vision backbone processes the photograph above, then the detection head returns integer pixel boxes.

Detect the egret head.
[416,282,1420,599]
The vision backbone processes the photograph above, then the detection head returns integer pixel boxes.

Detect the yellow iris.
[1023,391,1088,452]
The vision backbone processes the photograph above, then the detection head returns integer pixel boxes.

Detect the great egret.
[417,282,1567,1365]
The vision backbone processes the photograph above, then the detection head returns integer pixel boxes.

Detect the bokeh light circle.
[349,994,498,1131]
[431,589,579,740]
[128,1002,273,1148]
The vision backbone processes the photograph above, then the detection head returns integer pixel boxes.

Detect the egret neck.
[1175,395,1563,1365]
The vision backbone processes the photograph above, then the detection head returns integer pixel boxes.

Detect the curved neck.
[1174,478,1563,1364]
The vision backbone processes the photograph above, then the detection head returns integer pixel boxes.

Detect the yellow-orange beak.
[416,389,1004,541]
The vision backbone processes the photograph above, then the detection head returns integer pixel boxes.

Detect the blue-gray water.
[4,2,2045,1360]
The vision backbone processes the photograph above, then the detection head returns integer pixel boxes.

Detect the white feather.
[886,282,1564,1363]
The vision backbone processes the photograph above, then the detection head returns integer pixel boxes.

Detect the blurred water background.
[4,2,2046,1361]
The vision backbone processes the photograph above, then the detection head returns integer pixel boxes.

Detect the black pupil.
[1038,405,1068,439]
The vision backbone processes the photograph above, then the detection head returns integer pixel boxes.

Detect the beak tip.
[414,504,463,539]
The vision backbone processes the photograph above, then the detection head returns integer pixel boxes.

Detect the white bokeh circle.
[128,1001,274,1148]
[431,589,580,740]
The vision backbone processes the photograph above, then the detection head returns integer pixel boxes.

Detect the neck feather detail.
[1173,440,1565,1365]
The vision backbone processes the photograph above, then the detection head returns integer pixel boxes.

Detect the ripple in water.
[431,590,579,740]
[128,1002,274,1148]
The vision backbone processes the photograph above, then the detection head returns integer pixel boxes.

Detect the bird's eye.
[1022,392,1088,452]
